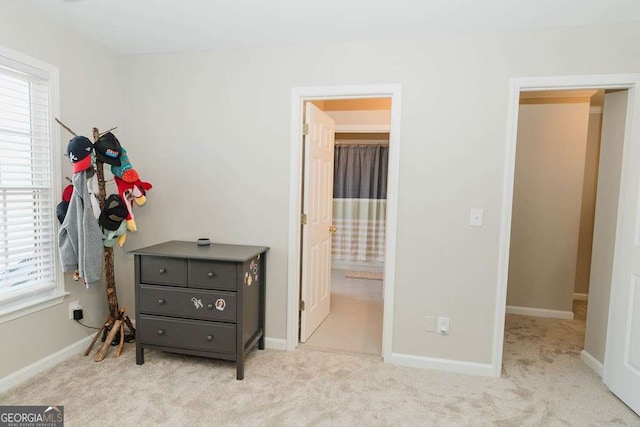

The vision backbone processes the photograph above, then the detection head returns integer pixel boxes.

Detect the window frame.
[0,45,66,324]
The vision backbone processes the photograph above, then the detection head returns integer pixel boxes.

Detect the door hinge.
[301,213,307,225]
[303,123,309,136]
[299,300,305,311]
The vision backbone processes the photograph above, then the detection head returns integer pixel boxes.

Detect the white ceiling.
[29,0,640,55]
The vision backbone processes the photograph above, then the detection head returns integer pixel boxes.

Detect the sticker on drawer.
[245,258,259,287]
[215,298,226,311]
[191,297,204,309]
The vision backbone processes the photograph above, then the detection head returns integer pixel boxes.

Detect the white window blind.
[0,58,58,311]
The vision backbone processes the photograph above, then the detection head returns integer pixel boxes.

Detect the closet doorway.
[502,88,624,380]
[286,84,402,360]
[495,74,640,414]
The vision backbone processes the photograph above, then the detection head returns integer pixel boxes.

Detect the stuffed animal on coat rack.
[96,137,153,235]
[114,176,152,232]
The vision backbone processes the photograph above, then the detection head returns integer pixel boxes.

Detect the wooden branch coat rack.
[56,118,135,361]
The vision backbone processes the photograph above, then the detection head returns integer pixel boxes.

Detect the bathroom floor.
[299,268,383,356]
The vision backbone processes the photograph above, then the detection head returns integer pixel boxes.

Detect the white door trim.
[287,84,402,361]
[494,73,640,378]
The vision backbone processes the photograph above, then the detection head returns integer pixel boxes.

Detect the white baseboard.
[506,305,574,319]
[385,352,494,377]
[573,293,589,301]
[264,337,287,351]
[580,350,604,377]
[0,335,93,394]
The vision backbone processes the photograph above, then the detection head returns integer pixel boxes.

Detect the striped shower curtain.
[332,145,388,263]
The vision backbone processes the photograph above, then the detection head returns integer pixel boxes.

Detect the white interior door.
[300,103,335,342]
[603,90,640,415]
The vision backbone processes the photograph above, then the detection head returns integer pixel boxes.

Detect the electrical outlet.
[68,300,81,320]
[437,317,450,335]
[424,316,436,332]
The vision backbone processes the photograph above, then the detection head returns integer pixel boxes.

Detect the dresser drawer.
[140,256,187,286]
[139,285,236,323]
[189,259,237,290]
[138,315,235,354]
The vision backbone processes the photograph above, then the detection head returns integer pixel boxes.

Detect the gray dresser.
[132,240,268,380]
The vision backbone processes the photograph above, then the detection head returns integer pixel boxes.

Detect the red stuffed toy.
[114,176,152,232]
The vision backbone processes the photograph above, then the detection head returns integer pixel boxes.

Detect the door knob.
[329,226,337,233]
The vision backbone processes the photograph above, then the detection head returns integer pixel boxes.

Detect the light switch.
[470,208,483,227]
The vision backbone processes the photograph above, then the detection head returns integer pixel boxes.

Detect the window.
[0,46,63,320]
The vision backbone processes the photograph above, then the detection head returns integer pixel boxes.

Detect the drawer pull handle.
[207,272,215,278]
[158,299,165,305]
[207,303,213,310]
[159,268,166,274]
[207,335,213,341]
[157,329,165,336]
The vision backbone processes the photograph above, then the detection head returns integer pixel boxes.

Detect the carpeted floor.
[573,299,588,321]
[300,269,383,356]
[1,309,638,426]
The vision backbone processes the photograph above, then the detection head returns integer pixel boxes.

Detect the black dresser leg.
[258,334,265,350]
[136,344,144,365]
[236,360,244,380]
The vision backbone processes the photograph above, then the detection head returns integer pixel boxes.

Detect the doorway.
[299,99,390,356]
[503,87,624,379]
[494,74,640,415]
[286,84,402,362]
[505,89,604,321]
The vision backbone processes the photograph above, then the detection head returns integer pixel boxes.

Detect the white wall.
[119,22,640,365]
[507,101,590,312]
[0,1,122,377]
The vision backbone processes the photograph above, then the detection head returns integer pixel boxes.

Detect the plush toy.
[110,147,142,183]
[103,220,128,247]
[98,193,128,247]
[110,147,132,179]
[109,144,152,232]
[114,176,152,232]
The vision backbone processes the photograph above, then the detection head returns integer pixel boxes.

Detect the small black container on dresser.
[131,240,268,380]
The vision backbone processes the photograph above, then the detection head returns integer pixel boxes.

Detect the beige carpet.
[300,269,383,356]
[573,299,588,321]
[1,312,638,425]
